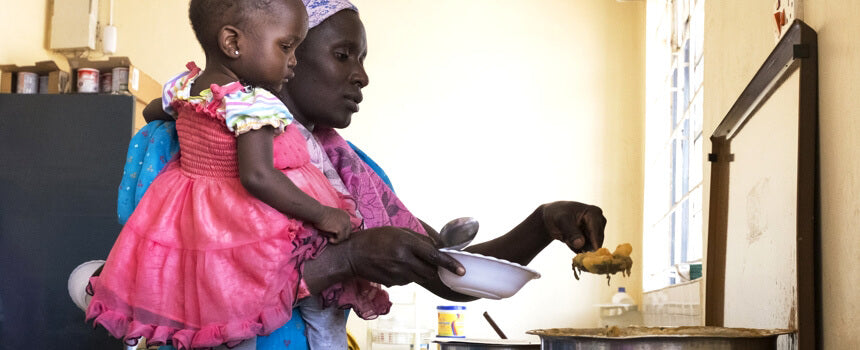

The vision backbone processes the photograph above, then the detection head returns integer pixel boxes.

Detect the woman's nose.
[352,64,369,88]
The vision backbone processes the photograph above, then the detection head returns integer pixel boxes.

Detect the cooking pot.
[528,326,795,350]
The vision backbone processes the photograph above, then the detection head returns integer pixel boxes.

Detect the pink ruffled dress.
[86,63,359,349]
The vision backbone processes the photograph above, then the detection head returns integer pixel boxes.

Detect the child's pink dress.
[86,63,358,349]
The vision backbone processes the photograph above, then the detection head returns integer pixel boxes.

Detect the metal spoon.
[439,217,479,250]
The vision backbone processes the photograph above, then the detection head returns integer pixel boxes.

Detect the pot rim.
[527,326,795,339]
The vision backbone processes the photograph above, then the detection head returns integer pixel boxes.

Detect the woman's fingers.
[580,205,607,251]
[544,201,607,253]
[347,227,464,286]
[423,248,465,276]
[398,234,465,282]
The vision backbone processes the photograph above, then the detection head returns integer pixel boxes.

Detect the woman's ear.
[218,25,242,58]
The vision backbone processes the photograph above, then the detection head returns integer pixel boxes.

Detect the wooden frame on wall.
[704,20,818,349]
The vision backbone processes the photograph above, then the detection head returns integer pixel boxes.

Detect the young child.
[85,0,362,348]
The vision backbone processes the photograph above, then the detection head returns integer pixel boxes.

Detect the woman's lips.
[345,95,361,112]
[345,98,359,112]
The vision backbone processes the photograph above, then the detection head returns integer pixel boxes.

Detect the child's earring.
[234,50,240,56]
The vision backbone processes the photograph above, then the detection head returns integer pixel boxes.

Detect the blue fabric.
[157,309,308,350]
[256,309,310,350]
[116,121,179,224]
[347,141,394,192]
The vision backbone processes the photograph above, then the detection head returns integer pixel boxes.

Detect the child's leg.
[296,295,347,350]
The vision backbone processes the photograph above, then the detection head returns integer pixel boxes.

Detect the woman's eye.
[334,51,348,60]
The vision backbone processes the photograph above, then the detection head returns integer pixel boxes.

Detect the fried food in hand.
[572,243,633,284]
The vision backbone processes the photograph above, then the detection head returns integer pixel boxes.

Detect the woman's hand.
[541,201,606,253]
[344,227,465,286]
[143,98,173,122]
[302,226,465,294]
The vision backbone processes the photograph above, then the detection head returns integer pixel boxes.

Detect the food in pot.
[571,243,633,284]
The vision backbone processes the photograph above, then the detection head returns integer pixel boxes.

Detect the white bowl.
[437,249,541,300]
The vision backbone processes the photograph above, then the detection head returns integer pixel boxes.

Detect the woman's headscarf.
[303,0,357,29]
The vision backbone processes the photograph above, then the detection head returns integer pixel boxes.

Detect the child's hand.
[314,207,352,244]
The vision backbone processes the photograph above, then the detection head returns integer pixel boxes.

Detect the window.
[642,0,704,291]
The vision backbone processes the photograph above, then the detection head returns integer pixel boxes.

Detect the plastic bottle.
[611,287,634,305]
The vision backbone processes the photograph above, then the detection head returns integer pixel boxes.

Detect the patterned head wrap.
[303,0,358,29]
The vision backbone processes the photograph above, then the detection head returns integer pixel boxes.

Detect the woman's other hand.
[344,227,465,286]
[143,98,173,122]
[302,226,465,294]
[541,201,606,253]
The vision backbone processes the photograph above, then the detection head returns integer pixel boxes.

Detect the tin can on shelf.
[111,67,129,93]
[38,75,49,94]
[100,72,112,93]
[437,305,466,338]
[77,68,100,93]
[16,72,39,94]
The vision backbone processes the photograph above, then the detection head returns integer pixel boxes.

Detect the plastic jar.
[112,67,129,93]
[16,72,38,94]
[76,68,100,93]
[612,287,634,305]
[437,305,465,337]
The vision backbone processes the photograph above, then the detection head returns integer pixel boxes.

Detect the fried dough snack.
[572,243,633,285]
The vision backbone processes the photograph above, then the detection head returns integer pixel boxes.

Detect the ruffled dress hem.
[87,295,289,349]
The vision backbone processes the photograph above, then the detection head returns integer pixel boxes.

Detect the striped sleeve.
[223,87,293,136]
[161,70,191,118]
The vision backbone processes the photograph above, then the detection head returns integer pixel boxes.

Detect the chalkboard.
[0,94,134,349]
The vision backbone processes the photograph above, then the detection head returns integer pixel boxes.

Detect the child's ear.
[218,25,242,58]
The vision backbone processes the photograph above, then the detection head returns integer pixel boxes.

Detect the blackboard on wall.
[0,94,133,349]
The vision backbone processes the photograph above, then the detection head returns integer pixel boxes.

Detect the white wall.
[345,0,645,345]
[0,0,69,69]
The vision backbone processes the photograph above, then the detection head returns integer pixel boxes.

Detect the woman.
[284,0,605,299]
[268,2,606,347]
[92,1,606,348]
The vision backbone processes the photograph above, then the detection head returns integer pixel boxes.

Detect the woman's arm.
[237,127,351,242]
[425,201,605,300]
[467,201,605,260]
[302,201,605,301]
[143,98,173,122]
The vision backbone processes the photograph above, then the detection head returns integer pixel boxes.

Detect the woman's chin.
[328,115,352,129]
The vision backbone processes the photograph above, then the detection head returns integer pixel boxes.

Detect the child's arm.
[143,98,174,122]
[237,127,352,243]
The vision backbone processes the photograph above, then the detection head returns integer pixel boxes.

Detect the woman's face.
[280,10,368,130]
